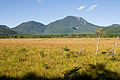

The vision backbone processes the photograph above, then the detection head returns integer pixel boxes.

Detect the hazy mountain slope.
[12,21,46,34]
[0,25,17,35]
[45,16,99,34]
[103,26,120,33]
[107,24,120,27]
[11,16,120,34]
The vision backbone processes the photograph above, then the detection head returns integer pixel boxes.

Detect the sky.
[0,0,120,28]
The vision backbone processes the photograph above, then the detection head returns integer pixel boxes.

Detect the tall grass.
[0,38,120,79]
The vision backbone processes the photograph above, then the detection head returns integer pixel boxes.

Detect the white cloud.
[37,0,44,3]
[77,6,86,11]
[88,4,98,11]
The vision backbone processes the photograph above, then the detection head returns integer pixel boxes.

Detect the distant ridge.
[0,25,17,35]
[108,24,120,27]
[0,16,120,35]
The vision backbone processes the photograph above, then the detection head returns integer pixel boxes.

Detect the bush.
[110,57,120,62]
[66,54,71,58]
[62,46,70,51]
[43,63,50,69]
[39,50,45,57]
[18,47,28,53]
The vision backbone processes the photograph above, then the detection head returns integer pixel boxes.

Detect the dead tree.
[96,37,100,55]
[82,48,85,56]
[114,36,119,56]
[112,44,114,55]
[95,28,104,55]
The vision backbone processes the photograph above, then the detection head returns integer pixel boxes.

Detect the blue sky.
[0,0,120,28]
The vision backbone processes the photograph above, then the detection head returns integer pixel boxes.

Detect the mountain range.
[0,25,17,35]
[0,16,120,35]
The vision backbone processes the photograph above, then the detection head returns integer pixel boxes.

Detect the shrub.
[66,54,71,58]
[18,47,28,54]
[62,46,70,51]
[43,63,50,69]
[39,50,45,57]
[101,51,107,55]
[110,57,120,62]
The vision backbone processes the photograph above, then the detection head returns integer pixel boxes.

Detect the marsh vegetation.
[0,38,120,80]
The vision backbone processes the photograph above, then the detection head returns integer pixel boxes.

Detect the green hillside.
[108,24,120,27]
[45,16,99,34]
[0,25,17,35]
[12,21,46,35]
[103,26,120,33]
[5,16,120,35]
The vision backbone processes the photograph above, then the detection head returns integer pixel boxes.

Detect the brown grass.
[0,38,120,79]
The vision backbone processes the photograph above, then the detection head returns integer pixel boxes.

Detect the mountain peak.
[64,16,87,23]
[27,20,40,23]
[65,16,76,18]
[22,21,43,25]
[65,16,83,19]
[46,16,98,34]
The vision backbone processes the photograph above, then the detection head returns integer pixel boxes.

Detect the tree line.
[0,33,120,38]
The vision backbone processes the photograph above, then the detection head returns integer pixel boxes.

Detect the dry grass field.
[0,38,120,80]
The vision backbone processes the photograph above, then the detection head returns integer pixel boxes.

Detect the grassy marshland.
[0,38,120,80]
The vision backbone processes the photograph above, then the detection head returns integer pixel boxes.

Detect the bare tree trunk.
[82,48,85,56]
[96,36,100,55]
[114,36,119,56]
[112,43,114,55]
[79,38,82,54]
[96,41,98,55]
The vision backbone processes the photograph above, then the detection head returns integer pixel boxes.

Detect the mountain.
[108,24,120,27]
[9,16,120,34]
[12,21,47,34]
[103,26,120,33]
[0,25,9,28]
[103,24,120,33]
[0,25,17,35]
[45,16,99,34]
